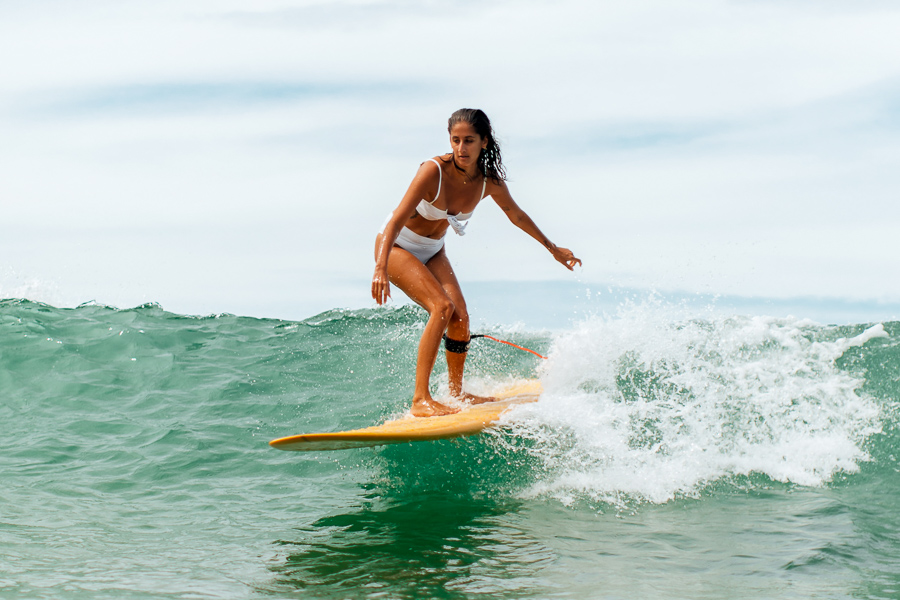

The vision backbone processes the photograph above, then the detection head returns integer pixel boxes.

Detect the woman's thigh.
[425,249,467,319]
[387,245,451,312]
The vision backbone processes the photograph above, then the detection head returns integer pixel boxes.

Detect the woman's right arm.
[371,214,404,305]
[371,161,439,305]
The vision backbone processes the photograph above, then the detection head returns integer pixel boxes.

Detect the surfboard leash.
[470,334,547,360]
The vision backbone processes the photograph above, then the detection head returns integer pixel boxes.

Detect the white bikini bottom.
[395,226,445,264]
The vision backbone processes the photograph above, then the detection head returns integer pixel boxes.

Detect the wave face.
[505,302,894,504]
[1,298,898,599]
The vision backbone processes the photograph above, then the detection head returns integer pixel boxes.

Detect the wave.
[497,300,897,505]
[2,297,897,508]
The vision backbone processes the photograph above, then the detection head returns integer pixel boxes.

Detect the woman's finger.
[372,279,391,305]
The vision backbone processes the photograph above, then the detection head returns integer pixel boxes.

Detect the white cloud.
[1,0,899,316]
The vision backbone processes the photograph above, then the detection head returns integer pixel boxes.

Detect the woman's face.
[449,122,487,169]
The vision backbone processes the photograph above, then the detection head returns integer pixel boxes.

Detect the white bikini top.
[416,158,486,236]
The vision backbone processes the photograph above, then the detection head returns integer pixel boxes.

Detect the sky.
[1,0,899,320]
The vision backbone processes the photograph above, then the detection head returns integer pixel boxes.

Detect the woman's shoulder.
[406,156,445,201]
[421,155,450,170]
[483,172,508,194]
[414,155,448,182]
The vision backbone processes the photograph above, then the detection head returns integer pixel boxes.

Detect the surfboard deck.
[269,380,541,452]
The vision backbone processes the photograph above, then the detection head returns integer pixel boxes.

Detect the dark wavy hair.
[446,108,506,183]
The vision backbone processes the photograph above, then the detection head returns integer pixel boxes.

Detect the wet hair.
[446,108,506,183]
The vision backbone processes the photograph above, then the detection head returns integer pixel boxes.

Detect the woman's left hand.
[550,246,582,271]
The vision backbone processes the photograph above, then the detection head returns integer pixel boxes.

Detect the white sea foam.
[499,301,886,505]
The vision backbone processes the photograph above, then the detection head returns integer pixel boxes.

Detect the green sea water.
[1,297,899,599]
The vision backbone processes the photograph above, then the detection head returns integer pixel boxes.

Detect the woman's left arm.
[490,181,582,271]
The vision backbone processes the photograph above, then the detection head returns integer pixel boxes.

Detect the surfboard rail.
[269,380,541,452]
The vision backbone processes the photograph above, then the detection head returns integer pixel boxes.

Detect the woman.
[372,109,581,417]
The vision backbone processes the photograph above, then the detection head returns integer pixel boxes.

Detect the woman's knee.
[449,305,469,331]
[430,296,456,322]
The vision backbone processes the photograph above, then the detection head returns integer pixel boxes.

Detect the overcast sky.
[2,0,899,319]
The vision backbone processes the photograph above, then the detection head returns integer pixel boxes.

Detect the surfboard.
[269,379,541,452]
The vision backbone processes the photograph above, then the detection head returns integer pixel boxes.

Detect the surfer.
[372,108,581,417]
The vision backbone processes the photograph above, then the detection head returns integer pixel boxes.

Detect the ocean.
[1,289,898,599]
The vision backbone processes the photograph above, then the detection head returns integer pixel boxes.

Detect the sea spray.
[497,301,888,505]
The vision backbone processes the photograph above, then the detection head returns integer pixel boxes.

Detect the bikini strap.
[427,158,442,204]
[481,176,488,200]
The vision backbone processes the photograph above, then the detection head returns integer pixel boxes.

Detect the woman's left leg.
[425,249,496,403]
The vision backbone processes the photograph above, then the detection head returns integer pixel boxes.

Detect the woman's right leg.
[377,235,459,417]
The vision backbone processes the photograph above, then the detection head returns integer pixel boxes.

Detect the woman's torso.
[405,156,489,239]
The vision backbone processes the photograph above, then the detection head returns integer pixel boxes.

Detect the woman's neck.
[451,156,480,182]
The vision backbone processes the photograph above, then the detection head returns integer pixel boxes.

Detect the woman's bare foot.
[411,397,460,417]
[456,392,498,405]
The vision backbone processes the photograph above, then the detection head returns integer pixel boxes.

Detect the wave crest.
[503,302,889,505]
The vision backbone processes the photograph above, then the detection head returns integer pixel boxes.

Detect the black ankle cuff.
[443,334,469,354]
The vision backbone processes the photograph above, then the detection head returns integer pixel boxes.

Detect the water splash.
[500,301,888,505]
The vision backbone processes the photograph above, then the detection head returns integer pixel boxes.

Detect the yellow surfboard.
[269,380,541,452]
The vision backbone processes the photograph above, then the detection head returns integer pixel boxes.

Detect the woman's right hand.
[372,268,391,305]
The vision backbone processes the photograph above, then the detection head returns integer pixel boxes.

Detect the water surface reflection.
[269,493,554,599]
